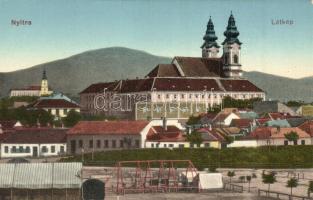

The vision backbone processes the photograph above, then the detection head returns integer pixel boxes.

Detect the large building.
[80,13,265,119]
[10,69,53,97]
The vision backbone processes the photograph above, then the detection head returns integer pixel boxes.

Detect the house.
[298,120,313,137]
[253,101,296,116]
[196,128,225,149]
[66,119,184,154]
[264,119,291,128]
[213,112,240,126]
[297,105,313,116]
[145,126,189,148]
[228,127,311,147]
[0,128,67,158]
[29,98,80,118]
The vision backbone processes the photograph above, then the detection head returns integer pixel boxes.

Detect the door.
[70,140,76,154]
[32,147,38,157]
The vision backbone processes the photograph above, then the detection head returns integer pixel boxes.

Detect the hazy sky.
[0,0,312,78]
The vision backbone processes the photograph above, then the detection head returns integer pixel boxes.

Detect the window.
[18,146,23,153]
[151,143,154,148]
[195,94,198,98]
[178,144,184,148]
[4,146,8,153]
[166,94,169,99]
[284,140,288,146]
[189,94,192,99]
[301,140,305,145]
[42,146,48,153]
[156,143,159,148]
[97,140,101,148]
[51,146,55,153]
[25,146,30,153]
[112,140,116,148]
[233,54,238,64]
[64,109,68,115]
[79,140,83,148]
[104,140,109,148]
[60,146,65,153]
[294,140,298,145]
[181,94,185,99]
[135,140,140,148]
[164,144,167,148]
[157,94,161,99]
[89,140,93,148]
[205,143,210,148]
[202,95,205,99]
[56,109,59,116]
[169,144,174,148]
[12,146,16,153]
[120,140,124,148]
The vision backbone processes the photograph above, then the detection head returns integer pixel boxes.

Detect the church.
[80,13,266,119]
[10,69,53,97]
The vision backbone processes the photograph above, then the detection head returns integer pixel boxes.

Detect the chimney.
[162,117,167,131]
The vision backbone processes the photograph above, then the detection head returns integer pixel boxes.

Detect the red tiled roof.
[220,79,263,92]
[268,112,293,120]
[174,57,224,77]
[298,120,313,136]
[249,127,310,139]
[153,78,222,92]
[79,81,120,94]
[33,99,79,108]
[146,126,185,142]
[2,128,67,144]
[67,120,149,135]
[147,64,180,77]
[230,119,252,128]
[120,79,154,93]
[0,121,18,130]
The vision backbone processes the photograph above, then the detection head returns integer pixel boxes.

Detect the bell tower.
[201,16,220,58]
[40,69,50,96]
[222,12,242,78]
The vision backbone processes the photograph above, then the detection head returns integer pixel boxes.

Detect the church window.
[166,94,169,99]
[157,94,161,99]
[181,94,185,99]
[233,55,238,64]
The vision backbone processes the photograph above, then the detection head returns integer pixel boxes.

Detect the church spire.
[201,16,220,58]
[222,12,242,45]
[42,69,47,80]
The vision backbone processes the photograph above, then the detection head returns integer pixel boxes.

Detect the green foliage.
[82,115,118,121]
[62,110,82,127]
[224,136,234,145]
[286,101,305,107]
[246,175,252,182]
[61,146,313,169]
[239,176,245,182]
[227,171,235,183]
[284,131,299,143]
[186,131,203,146]
[186,115,201,125]
[262,171,277,191]
[308,181,313,197]
[286,177,298,195]
[252,173,257,178]
[223,96,262,109]
[207,105,221,114]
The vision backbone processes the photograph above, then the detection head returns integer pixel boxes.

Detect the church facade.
[80,13,265,119]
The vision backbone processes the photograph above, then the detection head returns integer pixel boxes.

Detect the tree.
[262,171,277,194]
[284,131,299,145]
[186,115,201,126]
[308,181,313,198]
[62,110,82,127]
[246,175,252,192]
[186,131,203,147]
[239,176,245,183]
[224,135,234,146]
[286,177,298,196]
[37,109,54,127]
[227,171,235,184]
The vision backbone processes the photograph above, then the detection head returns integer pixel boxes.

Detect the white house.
[0,128,67,158]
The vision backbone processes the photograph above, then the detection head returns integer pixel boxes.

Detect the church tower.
[201,16,220,58]
[40,69,50,96]
[222,12,242,78]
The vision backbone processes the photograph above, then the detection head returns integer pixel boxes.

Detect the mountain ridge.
[1,47,312,102]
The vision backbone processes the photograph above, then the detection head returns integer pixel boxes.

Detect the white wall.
[227,140,258,148]
[145,141,189,148]
[0,143,67,158]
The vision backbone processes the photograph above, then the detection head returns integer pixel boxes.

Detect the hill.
[0,47,312,102]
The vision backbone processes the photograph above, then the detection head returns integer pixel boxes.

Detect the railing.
[258,189,313,200]
[223,183,243,193]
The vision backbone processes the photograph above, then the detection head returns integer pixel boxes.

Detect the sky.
[0,0,312,78]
